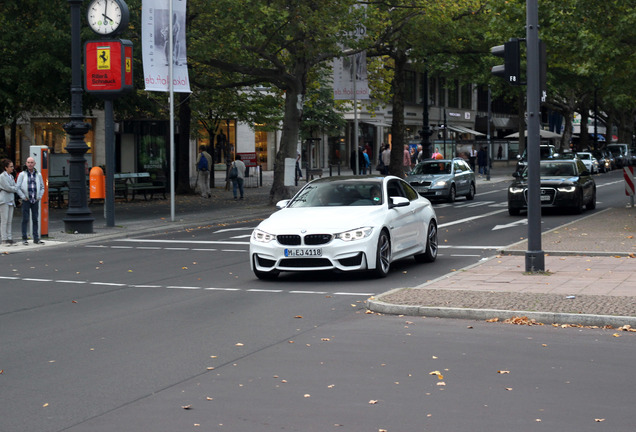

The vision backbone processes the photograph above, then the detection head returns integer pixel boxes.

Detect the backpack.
[197,154,209,171]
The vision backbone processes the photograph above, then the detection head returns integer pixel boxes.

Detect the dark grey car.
[406,158,476,202]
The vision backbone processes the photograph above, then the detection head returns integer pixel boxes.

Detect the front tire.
[372,230,391,278]
[415,221,438,263]
[586,189,597,210]
[447,185,456,203]
[465,183,475,200]
[508,207,521,216]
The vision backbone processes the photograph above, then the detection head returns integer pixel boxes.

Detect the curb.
[367,294,636,328]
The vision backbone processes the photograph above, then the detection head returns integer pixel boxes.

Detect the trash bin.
[89,166,105,199]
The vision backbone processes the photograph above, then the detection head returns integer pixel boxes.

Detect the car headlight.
[252,229,276,243]
[509,186,525,194]
[335,227,373,242]
[557,186,576,192]
[433,180,447,187]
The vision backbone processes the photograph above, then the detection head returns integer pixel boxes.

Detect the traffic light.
[491,38,521,85]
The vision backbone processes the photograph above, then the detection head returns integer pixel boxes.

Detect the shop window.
[255,129,268,165]
[33,119,94,154]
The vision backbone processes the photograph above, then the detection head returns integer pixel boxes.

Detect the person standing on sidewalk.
[196,145,212,198]
[0,159,18,245]
[230,154,246,200]
[16,157,45,245]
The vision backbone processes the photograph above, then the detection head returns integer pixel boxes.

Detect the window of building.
[255,128,268,165]
[448,79,459,108]
[405,71,417,103]
[438,78,446,107]
[33,118,95,155]
[461,84,472,109]
[429,76,437,106]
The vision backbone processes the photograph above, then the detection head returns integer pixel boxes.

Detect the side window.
[399,180,419,201]
[454,161,463,173]
[576,160,587,174]
[387,180,405,198]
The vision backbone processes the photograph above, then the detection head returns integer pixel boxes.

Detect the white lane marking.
[1,275,374,297]
[214,227,256,234]
[493,219,529,231]
[165,247,190,251]
[437,209,508,228]
[438,245,505,249]
[116,239,249,245]
[230,234,253,239]
[222,249,247,252]
[450,254,481,257]
[90,282,126,286]
[290,290,328,294]
[248,289,283,293]
[167,286,201,290]
[138,246,161,250]
[111,246,134,249]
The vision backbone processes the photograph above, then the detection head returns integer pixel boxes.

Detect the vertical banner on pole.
[142,0,190,93]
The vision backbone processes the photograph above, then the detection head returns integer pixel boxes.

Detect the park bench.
[114,172,166,201]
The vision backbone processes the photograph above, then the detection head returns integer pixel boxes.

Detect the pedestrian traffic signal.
[491,39,521,85]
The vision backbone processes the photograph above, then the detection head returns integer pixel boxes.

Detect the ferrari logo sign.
[97,47,111,70]
[85,39,133,95]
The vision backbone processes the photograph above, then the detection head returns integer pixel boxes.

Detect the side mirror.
[276,199,290,209]
[389,196,410,209]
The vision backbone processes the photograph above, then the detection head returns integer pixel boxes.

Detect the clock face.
[87,0,128,35]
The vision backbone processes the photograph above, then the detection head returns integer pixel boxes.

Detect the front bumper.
[250,235,376,273]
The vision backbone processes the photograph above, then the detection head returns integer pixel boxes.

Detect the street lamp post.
[63,0,94,233]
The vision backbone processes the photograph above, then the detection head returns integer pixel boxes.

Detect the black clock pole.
[63,0,94,233]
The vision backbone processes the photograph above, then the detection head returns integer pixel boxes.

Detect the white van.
[606,143,632,167]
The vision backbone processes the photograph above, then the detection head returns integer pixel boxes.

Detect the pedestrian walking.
[0,159,18,245]
[230,154,246,200]
[469,145,478,171]
[362,148,370,174]
[403,145,412,174]
[431,147,444,160]
[195,145,212,198]
[477,146,488,175]
[16,157,45,245]
[381,144,391,175]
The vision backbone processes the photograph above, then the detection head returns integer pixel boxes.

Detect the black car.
[507,159,596,215]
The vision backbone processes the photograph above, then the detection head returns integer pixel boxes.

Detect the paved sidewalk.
[369,205,636,327]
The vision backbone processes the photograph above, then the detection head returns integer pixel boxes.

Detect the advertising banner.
[142,0,191,92]
[333,51,369,100]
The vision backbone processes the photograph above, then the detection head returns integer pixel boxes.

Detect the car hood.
[256,206,386,234]
[512,175,579,187]
[406,174,451,183]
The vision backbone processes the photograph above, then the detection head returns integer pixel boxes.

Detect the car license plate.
[285,248,322,257]
[540,195,551,201]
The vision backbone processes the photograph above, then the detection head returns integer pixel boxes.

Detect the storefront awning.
[447,125,486,136]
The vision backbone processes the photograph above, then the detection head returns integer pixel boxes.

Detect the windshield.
[287,181,384,208]
[538,162,575,177]
[412,162,451,175]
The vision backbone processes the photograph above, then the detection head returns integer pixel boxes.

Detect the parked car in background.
[507,158,596,216]
[250,176,438,279]
[406,158,476,202]
[575,152,600,174]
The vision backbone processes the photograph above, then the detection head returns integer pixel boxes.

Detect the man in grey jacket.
[16,157,45,245]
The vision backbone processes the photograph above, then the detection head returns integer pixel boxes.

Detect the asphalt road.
[0,169,631,432]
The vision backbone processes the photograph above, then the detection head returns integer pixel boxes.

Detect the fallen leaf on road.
[294,315,303,319]
[498,370,510,374]
[595,419,605,422]
[369,400,378,404]
[182,405,192,410]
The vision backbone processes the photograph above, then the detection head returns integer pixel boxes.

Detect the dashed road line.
[6,276,372,297]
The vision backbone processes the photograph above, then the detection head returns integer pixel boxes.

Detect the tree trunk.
[269,80,304,205]
[389,51,407,178]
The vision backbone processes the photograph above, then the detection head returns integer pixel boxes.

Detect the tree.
[187,0,366,204]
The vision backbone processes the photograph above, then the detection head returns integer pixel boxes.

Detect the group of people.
[195,146,246,200]
[0,157,45,246]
